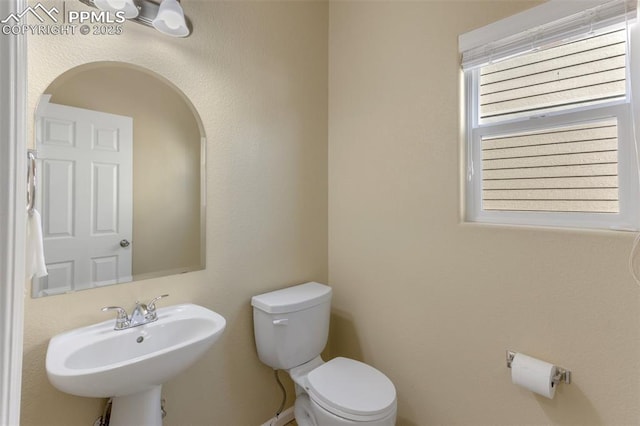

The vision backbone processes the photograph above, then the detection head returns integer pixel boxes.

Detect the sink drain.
[136,336,144,343]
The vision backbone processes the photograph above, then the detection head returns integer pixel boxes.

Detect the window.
[460,0,639,230]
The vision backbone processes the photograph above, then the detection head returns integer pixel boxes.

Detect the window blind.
[481,118,619,213]
[461,0,637,70]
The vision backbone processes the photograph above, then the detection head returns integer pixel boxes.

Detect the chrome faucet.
[102,294,169,330]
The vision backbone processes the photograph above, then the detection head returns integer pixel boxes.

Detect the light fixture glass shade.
[94,0,139,19]
[152,0,189,37]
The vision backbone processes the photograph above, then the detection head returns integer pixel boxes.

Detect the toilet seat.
[306,357,396,422]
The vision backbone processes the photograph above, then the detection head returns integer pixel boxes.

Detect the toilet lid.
[306,357,396,421]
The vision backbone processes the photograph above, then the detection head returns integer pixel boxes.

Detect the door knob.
[120,239,131,248]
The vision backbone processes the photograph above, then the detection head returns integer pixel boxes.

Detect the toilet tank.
[252,282,332,370]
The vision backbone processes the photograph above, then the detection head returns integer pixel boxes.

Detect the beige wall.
[23,1,328,425]
[328,1,640,426]
[47,64,204,279]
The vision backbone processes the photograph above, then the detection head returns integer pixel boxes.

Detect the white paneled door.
[34,95,133,296]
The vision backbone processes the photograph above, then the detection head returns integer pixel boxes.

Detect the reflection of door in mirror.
[32,62,206,298]
[34,95,133,297]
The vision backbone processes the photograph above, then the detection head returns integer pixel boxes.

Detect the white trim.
[0,0,27,424]
[631,1,640,142]
[259,406,295,426]
[459,0,616,52]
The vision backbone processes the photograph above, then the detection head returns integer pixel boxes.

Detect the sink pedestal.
[110,386,163,426]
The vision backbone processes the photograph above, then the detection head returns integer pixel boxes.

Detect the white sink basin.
[46,303,225,425]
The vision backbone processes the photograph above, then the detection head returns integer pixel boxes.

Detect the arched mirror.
[32,61,206,297]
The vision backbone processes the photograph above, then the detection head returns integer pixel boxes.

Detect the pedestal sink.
[46,303,226,426]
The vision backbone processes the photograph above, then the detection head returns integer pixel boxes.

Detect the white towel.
[26,209,48,279]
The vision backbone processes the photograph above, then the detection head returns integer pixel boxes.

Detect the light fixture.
[152,0,189,38]
[94,0,140,19]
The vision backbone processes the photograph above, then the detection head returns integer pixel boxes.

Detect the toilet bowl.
[252,282,397,426]
[291,356,396,426]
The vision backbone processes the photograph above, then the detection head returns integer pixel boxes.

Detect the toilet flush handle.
[272,318,288,326]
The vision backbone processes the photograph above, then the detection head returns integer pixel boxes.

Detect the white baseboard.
[259,406,295,426]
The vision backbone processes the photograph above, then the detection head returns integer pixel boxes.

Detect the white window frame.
[461,1,640,231]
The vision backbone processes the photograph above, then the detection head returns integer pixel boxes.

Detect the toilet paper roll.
[510,353,557,399]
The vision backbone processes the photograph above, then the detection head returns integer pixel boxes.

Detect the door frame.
[0,0,27,423]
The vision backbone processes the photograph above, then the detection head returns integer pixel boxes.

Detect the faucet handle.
[101,306,128,318]
[101,306,130,330]
[147,294,169,311]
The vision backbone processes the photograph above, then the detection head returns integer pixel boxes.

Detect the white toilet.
[252,282,397,426]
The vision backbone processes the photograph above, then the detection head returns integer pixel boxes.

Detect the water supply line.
[94,398,112,426]
[274,369,286,417]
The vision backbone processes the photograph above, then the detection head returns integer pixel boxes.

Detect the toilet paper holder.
[506,350,571,385]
